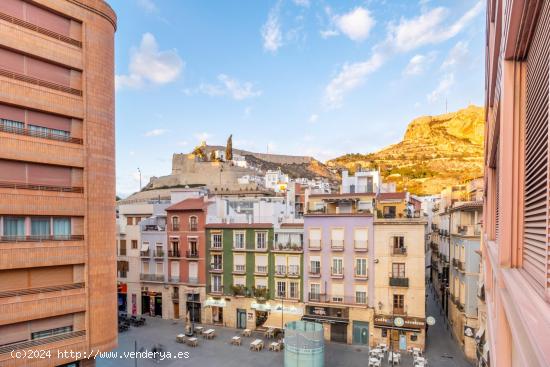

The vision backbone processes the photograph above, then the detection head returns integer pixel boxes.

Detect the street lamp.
[137,167,142,190]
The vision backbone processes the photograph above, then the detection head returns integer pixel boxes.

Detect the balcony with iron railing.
[0,330,86,356]
[391,246,407,256]
[0,234,84,243]
[168,276,180,283]
[168,249,181,258]
[275,265,287,276]
[233,264,246,274]
[0,180,84,193]
[253,287,269,301]
[140,273,165,282]
[188,277,199,285]
[255,265,268,275]
[306,293,367,306]
[330,240,344,251]
[308,239,321,250]
[272,242,303,252]
[154,250,164,258]
[454,224,481,237]
[389,277,409,287]
[330,267,344,279]
[210,243,223,251]
[354,269,368,280]
[232,243,246,251]
[207,285,224,294]
[354,240,368,252]
[185,250,199,259]
[308,266,321,277]
[210,263,223,273]
[288,265,300,277]
[140,250,150,257]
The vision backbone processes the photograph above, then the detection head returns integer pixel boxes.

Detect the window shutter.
[524,1,550,293]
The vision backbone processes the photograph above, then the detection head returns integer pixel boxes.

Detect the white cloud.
[198,74,262,100]
[320,29,339,39]
[261,3,283,53]
[335,7,375,42]
[427,73,454,103]
[137,0,157,13]
[442,40,469,70]
[116,33,184,90]
[144,128,167,137]
[388,2,483,52]
[323,1,482,108]
[309,114,319,123]
[292,0,310,7]
[403,52,436,75]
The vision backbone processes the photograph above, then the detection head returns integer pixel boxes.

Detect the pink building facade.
[482,1,550,366]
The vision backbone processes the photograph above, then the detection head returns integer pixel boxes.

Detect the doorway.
[174,302,180,319]
[141,293,150,315]
[352,321,369,345]
[255,311,268,328]
[330,323,347,343]
[212,306,223,324]
[237,309,247,329]
[154,295,162,317]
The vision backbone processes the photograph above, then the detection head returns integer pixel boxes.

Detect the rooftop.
[205,223,273,229]
[377,192,407,201]
[165,198,206,211]
[450,201,483,212]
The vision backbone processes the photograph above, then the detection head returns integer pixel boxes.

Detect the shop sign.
[247,313,253,320]
[271,304,303,315]
[464,326,475,338]
[205,298,226,307]
[374,315,425,330]
[251,301,271,311]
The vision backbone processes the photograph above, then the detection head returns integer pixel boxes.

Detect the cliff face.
[327,105,484,195]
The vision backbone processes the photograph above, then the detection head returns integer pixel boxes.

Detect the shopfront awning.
[205,298,226,307]
[264,311,302,329]
[140,242,149,252]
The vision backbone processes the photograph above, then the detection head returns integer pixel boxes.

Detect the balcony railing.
[354,240,368,251]
[172,224,180,231]
[330,267,344,278]
[188,277,199,285]
[0,330,86,355]
[389,277,409,287]
[255,265,268,274]
[253,287,269,300]
[233,244,246,251]
[211,243,223,250]
[186,250,199,258]
[168,276,180,283]
[308,240,321,250]
[455,224,481,237]
[275,265,287,276]
[288,265,300,276]
[307,293,367,305]
[272,243,303,251]
[168,250,181,258]
[234,264,246,273]
[210,263,223,272]
[309,267,321,276]
[208,285,224,294]
[0,234,84,243]
[140,250,150,257]
[0,120,83,143]
[392,247,407,255]
[154,250,164,258]
[331,240,344,250]
[354,269,368,279]
[140,274,165,282]
[0,282,85,298]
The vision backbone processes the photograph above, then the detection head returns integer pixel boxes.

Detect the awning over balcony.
[140,242,149,251]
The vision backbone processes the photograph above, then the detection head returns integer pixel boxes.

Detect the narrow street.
[425,284,474,367]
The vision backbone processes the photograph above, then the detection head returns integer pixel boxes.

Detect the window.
[171,216,180,231]
[189,216,198,231]
[212,275,222,292]
[31,217,50,238]
[53,217,71,237]
[310,259,320,274]
[332,258,343,275]
[211,254,222,270]
[356,258,367,276]
[131,240,138,249]
[356,291,367,304]
[233,276,246,287]
[0,118,24,132]
[276,281,286,298]
[3,217,25,237]
[255,277,267,289]
[31,326,73,340]
[255,254,268,273]
[212,233,222,248]
[188,238,198,256]
[308,228,321,248]
[119,240,127,256]
[126,217,133,226]
[256,231,267,250]
[354,228,368,249]
[393,294,404,313]
[289,282,299,299]
[29,124,69,138]
[310,283,320,300]
[234,231,245,249]
[392,263,406,278]
[393,236,405,249]
[383,206,396,218]
[331,283,343,302]
[234,254,246,272]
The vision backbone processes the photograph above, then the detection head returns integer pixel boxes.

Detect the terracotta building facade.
[481,1,550,366]
[0,0,117,366]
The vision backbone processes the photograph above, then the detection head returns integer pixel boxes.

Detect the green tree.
[226,134,233,161]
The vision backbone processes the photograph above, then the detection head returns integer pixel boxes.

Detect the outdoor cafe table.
[242,329,252,337]
[231,336,241,346]
[368,357,381,367]
[195,326,204,334]
[250,339,264,351]
[203,329,215,339]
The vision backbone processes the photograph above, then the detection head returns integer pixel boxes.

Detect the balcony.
[308,267,321,277]
[275,265,287,276]
[331,240,344,251]
[455,224,481,237]
[168,250,181,258]
[288,265,300,277]
[308,239,321,250]
[188,277,199,285]
[0,330,86,357]
[0,235,84,243]
[0,180,83,193]
[232,244,246,251]
[272,243,303,252]
[354,269,368,280]
[208,285,224,295]
[306,293,366,306]
[210,243,223,251]
[233,264,246,274]
[0,284,86,325]
[185,250,199,259]
[231,285,247,297]
[392,247,407,256]
[168,276,180,283]
[0,238,85,270]
[255,265,268,275]
[210,263,223,273]
[253,287,269,301]
[140,274,165,282]
[140,250,150,257]
[389,277,409,287]
[330,267,344,279]
[154,250,164,258]
[354,240,368,252]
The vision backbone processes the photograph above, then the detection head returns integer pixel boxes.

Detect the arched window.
[171,216,180,231]
[189,216,198,231]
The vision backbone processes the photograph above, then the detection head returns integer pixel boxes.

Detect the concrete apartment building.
[373,197,427,351]
[0,1,117,366]
[303,192,374,345]
[481,1,550,366]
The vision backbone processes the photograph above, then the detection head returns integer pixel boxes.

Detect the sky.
[110,0,486,197]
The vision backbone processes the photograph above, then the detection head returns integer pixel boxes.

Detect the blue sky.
[110,0,485,197]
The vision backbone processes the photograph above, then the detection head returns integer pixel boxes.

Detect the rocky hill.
[327,105,485,195]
